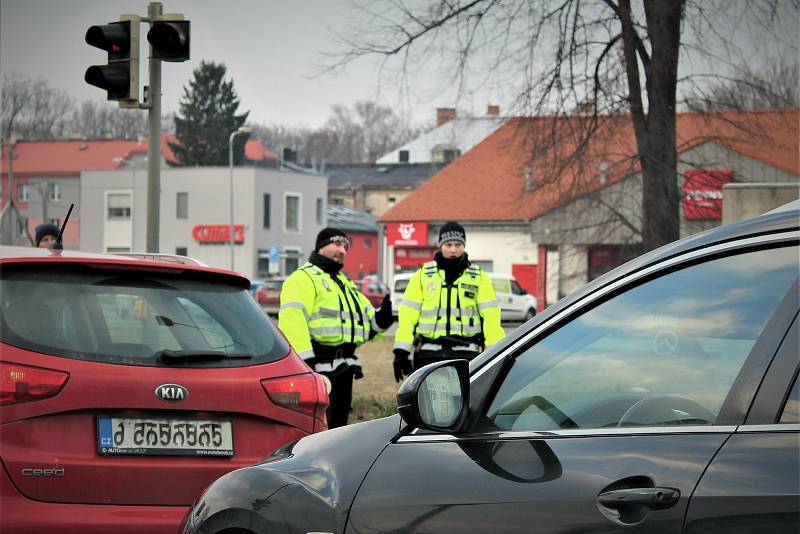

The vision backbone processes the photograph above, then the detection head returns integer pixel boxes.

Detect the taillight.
[0,362,69,406]
[261,373,329,421]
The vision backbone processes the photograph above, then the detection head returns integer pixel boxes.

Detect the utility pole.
[145,1,162,253]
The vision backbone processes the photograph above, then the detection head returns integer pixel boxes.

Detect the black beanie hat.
[438,221,466,246]
[315,227,350,251]
[35,223,59,247]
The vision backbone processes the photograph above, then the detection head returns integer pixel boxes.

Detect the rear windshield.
[263,280,284,290]
[394,278,410,293]
[1,264,290,367]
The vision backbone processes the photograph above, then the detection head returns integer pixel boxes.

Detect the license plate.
[97,417,234,457]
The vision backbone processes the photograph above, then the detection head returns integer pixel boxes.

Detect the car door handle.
[597,487,680,510]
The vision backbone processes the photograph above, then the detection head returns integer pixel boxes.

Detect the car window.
[510,280,525,295]
[264,280,284,290]
[779,371,800,424]
[481,246,798,432]
[1,264,290,367]
[395,278,410,294]
[492,278,511,294]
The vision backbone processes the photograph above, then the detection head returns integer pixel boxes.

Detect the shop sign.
[683,169,732,220]
[193,224,245,244]
[387,222,428,246]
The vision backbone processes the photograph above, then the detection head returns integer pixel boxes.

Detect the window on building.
[175,247,188,256]
[388,196,397,205]
[48,183,61,201]
[431,146,462,164]
[364,238,372,249]
[332,197,344,206]
[176,192,188,219]
[284,249,302,275]
[285,194,300,232]
[17,184,29,202]
[263,193,271,229]
[47,218,60,227]
[399,150,410,163]
[107,193,132,220]
[316,198,323,225]
[106,246,131,253]
[16,217,27,237]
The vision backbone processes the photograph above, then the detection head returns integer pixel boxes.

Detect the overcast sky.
[2,1,796,131]
[0,0,472,128]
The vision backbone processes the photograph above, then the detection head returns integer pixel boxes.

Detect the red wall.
[343,231,378,280]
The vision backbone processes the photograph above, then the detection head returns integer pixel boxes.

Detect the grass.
[349,336,399,423]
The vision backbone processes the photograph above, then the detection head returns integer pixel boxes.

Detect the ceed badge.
[428,282,436,292]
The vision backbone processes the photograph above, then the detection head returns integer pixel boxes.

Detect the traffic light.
[147,20,190,62]
[84,17,139,101]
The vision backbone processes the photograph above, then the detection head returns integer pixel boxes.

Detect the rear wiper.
[154,349,253,363]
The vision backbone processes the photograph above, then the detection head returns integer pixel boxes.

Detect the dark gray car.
[181,205,799,534]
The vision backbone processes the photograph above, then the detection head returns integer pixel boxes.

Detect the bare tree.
[330,0,798,251]
[2,72,72,140]
[687,56,800,111]
[251,100,423,165]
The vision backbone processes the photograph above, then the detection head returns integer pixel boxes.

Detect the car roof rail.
[115,253,209,267]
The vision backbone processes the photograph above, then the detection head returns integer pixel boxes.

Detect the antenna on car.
[50,203,74,251]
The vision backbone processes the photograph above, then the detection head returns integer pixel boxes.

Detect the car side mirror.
[396,359,470,433]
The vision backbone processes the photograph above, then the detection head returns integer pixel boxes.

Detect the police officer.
[392,221,504,381]
[279,227,393,428]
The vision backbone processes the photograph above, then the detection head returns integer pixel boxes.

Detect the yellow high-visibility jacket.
[394,261,504,353]
[278,262,384,373]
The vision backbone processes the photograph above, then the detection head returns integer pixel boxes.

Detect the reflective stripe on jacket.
[278,262,380,366]
[394,260,504,352]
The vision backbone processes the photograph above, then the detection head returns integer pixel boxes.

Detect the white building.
[80,166,327,279]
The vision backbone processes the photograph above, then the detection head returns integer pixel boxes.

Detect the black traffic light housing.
[147,20,190,62]
[84,18,139,101]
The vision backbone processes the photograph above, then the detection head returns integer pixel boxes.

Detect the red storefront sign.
[192,224,245,244]
[387,222,428,246]
[683,169,732,220]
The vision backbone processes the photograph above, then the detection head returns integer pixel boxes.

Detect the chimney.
[368,151,378,164]
[436,108,456,127]
[487,104,500,117]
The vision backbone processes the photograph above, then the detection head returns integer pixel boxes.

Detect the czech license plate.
[97,417,234,456]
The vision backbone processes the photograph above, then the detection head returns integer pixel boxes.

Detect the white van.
[390,271,537,322]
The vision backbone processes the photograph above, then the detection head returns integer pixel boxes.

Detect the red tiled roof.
[2,136,278,175]
[1,139,148,175]
[380,109,799,223]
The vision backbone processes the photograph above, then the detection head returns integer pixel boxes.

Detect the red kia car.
[0,247,328,534]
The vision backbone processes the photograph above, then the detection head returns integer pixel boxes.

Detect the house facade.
[380,109,800,310]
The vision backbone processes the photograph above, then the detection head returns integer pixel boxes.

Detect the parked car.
[391,271,537,322]
[358,276,390,308]
[254,277,285,315]
[0,248,328,534]
[182,203,799,534]
[489,272,538,321]
[248,279,266,298]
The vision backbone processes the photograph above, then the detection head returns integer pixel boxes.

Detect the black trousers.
[322,367,354,429]
[413,345,481,371]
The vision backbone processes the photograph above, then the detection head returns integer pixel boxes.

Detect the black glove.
[393,348,413,383]
[375,294,394,329]
[353,364,364,380]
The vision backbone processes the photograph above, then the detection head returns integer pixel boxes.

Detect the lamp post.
[229,126,251,270]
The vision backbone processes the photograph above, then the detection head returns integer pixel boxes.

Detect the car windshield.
[395,278,410,293]
[1,264,290,367]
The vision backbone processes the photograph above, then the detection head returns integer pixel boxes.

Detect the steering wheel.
[617,394,716,427]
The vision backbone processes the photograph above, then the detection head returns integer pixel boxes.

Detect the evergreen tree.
[171,61,249,166]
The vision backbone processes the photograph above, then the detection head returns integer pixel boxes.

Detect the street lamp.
[229,126,251,270]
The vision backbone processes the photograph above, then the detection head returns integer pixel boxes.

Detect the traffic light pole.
[145,1,162,253]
